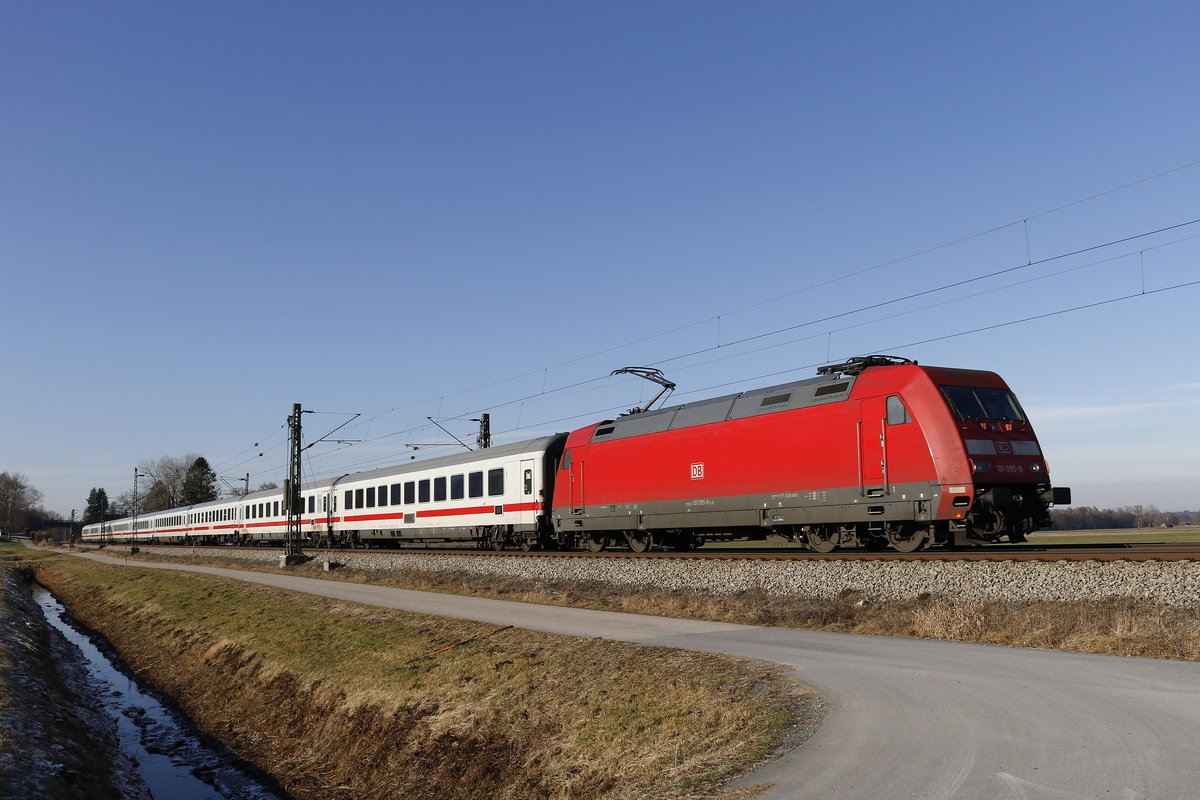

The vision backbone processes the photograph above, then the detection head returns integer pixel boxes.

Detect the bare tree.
[138,454,200,512]
[109,488,136,518]
[0,472,44,532]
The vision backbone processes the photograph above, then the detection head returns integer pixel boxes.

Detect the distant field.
[1029,526,1200,545]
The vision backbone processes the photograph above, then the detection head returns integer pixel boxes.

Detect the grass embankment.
[24,549,813,800]
[101,545,1200,662]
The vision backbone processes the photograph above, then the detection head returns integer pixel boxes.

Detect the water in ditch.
[33,585,286,800]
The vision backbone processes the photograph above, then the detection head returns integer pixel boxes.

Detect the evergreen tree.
[82,487,109,525]
[181,457,218,505]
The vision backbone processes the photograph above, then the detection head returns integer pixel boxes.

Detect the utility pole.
[99,492,109,548]
[281,402,308,566]
[474,413,491,449]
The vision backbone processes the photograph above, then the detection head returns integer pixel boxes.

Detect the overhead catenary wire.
[296,265,1200,482]
[295,215,1200,479]
[212,163,1200,485]
[328,217,1198,462]
[339,160,1200,430]
[295,270,1200,481]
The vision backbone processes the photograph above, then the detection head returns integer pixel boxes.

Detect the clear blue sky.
[3,1,1198,517]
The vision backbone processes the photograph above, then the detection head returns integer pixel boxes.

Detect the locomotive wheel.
[806,527,838,553]
[886,525,929,553]
[584,533,608,553]
[625,532,653,553]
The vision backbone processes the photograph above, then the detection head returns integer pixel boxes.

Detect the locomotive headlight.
[1029,461,1043,473]
[969,459,990,474]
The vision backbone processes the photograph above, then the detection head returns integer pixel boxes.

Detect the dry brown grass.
[87,546,1200,662]
[29,554,814,800]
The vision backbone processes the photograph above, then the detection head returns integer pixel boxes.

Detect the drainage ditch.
[32,585,286,800]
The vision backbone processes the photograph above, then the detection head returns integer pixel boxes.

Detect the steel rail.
[111,541,1200,563]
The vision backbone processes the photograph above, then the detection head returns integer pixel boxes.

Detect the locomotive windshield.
[940,385,1026,422]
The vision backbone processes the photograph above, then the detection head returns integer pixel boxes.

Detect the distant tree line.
[1050,505,1195,530]
[2,455,277,537]
[83,455,220,523]
[82,454,280,526]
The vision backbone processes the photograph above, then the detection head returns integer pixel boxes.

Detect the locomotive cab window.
[886,395,912,425]
[941,385,1026,422]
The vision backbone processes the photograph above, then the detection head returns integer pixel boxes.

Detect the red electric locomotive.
[549,356,1070,552]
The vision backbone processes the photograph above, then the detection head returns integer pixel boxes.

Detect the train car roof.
[290,432,569,491]
[588,370,865,444]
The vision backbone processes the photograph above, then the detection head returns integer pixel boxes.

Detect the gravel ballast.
[117,547,1200,607]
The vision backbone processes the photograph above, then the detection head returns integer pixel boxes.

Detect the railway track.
[107,541,1200,563]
